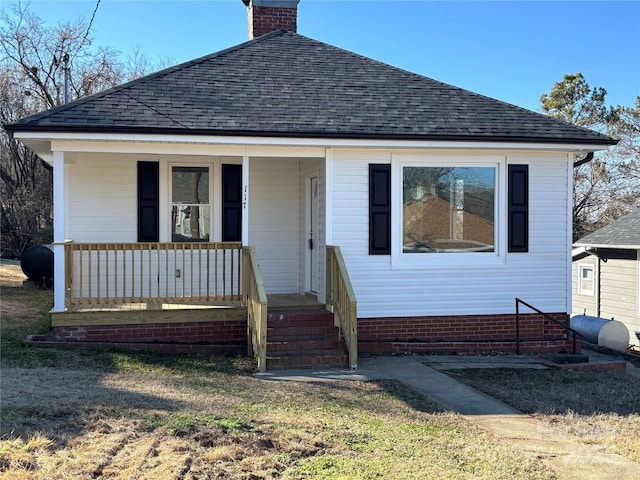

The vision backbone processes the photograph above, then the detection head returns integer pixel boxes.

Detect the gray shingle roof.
[6,30,616,145]
[575,209,640,248]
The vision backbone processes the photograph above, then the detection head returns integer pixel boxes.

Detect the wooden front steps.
[266,308,348,370]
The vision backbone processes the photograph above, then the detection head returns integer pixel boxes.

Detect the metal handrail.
[515,297,583,354]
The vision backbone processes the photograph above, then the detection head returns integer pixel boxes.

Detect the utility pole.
[63,53,70,104]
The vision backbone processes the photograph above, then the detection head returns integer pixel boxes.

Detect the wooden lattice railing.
[64,242,242,306]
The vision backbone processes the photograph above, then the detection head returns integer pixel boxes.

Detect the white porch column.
[52,151,66,312]
[325,148,333,246]
[242,155,250,246]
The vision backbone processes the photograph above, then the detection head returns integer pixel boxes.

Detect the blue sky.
[17,0,640,112]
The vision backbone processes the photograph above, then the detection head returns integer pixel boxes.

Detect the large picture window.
[402,166,495,253]
[171,166,210,241]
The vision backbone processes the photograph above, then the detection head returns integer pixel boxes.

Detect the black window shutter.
[222,164,242,242]
[508,164,528,252]
[137,161,159,242]
[369,164,391,255]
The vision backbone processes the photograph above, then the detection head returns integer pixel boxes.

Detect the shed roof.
[574,209,640,249]
[6,30,616,146]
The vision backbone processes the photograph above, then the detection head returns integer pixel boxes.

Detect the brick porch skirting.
[52,320,246,350]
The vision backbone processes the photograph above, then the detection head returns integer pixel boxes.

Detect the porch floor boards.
[62,294,321,314]
[64,301,242,314]
[52,294,323,327]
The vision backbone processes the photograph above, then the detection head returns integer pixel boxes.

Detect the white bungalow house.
[5,0,616,370]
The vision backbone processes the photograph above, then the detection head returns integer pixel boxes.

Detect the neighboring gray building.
[573,209,640,347]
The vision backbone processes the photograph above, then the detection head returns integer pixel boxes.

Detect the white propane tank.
[571,315,630,352]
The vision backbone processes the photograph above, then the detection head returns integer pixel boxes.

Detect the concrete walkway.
[257,353,640,480]
[360,355,520,415]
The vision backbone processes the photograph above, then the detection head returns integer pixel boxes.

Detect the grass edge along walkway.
[353,355,639,480]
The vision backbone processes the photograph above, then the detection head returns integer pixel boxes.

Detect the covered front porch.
[50,241,357,371]
[49,150,330,309]
[37,138,357,370]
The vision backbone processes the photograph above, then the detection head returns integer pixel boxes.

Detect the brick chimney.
[242,0,300,39]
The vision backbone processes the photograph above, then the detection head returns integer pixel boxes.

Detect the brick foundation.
[358,313,577,355]
[49,312,577,356]
[53,320,246,346]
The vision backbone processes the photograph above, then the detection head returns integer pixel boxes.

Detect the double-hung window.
[578,264,595,296]
[171,166,211,241]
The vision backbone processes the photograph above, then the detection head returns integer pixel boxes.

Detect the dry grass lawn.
[0,265,562,479]
[3,264,639,478]
[448,367,640,464]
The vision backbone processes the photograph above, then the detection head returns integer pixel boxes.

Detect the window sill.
[391,251,506,270]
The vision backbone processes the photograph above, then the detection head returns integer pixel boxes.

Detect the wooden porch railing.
[243,246,268,372]
[326,245,358,369]
[64,242,242,306]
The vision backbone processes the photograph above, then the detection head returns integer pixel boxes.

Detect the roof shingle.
[6,30,616,145]
[575,209,640,248]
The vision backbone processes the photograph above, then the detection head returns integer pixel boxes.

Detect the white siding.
[67,155,137,242]
[600,257,639,346]
[66,153,305,297]
[65,147,577,319]
[331,150,572,318]
[248,158,300,294]
[66,153,243,243]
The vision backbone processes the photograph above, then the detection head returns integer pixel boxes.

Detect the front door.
[306,175,319,294]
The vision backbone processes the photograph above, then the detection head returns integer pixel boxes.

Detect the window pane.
[579,265,594,294]
[172,166,209,204]
[403,167,495,253]
[172,205,210,241]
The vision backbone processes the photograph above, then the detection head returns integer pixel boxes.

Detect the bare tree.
[0,1,155,258]
[541,73,640,240]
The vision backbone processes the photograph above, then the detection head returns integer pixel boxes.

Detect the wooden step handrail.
[243,246,268,372]
[326,245,358,369]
